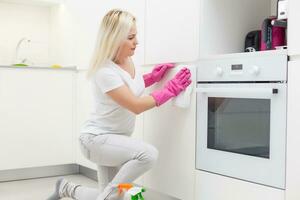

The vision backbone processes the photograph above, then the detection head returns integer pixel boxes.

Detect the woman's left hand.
[151,63,175,82]
[143,63,175,87]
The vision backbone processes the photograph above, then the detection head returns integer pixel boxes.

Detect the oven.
[195,52,288,189]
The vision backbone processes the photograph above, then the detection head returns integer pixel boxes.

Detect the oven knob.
[251,66,260,76]
[216,67,223,76]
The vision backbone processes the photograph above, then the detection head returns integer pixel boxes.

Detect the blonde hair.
[87,9,136,78]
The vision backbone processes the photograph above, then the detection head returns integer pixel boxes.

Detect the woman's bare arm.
[106,85,156,115]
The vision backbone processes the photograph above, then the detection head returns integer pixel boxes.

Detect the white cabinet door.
[75,71,96,170]
[288,0,300,56]
[0,68,75,170]
[65,0,145,70]
[142,70,196,200]
[286,60,300,200]
[195,170,285,200]
[145,0,199,64]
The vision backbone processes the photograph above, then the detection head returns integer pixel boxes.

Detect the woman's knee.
[140,145,159,167]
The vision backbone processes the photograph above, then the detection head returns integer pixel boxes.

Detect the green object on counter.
[50,64,63,68]
[12,63,28,67]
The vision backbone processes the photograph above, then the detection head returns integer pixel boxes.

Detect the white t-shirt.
[81,60,145,135]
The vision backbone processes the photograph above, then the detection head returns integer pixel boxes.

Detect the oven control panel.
[197,52,287,82]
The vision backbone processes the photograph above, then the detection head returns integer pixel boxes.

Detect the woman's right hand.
[150,67,192,106]
[165,67,192,96]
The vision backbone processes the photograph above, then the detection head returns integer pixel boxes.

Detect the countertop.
[0,65,77,71]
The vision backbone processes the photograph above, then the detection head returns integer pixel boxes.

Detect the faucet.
[13,37,33,65]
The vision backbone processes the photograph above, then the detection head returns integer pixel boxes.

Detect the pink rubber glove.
[151,67,192,106]
[143,63,175,87]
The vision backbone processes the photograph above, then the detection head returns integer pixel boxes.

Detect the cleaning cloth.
[172,65,195,108]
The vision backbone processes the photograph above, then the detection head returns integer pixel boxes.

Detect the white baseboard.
[0,164,79,182]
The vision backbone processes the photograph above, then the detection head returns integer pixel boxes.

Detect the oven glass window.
[207,97,270,158]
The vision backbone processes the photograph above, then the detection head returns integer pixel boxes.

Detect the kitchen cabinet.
[288,0,300,56]
[67,0,199,68]
[286,60,300,200]
[144,0,199,64]
[0,68,75,170]
[65,0,145,70]
[130,116,145,186]
[142,69,196,200]
[75,71,96,170]
[194,170,284,200]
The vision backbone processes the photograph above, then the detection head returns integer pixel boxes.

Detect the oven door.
[196,83,286,189]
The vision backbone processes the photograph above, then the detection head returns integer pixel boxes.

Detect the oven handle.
[196,87,278,96]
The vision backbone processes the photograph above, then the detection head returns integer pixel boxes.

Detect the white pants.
[77,133,159,200]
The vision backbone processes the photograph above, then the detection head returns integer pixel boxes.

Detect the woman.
[48,9,191,200]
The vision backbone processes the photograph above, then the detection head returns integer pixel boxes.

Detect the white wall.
[49,3,77,67]
[199,0,275,57]
[271,0,278,16]
[0,2,51,65]
[0,0,160,69]
[0,2,75,67]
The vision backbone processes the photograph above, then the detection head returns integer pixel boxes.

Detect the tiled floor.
[0,174,97,200]
[0,174,179,200]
